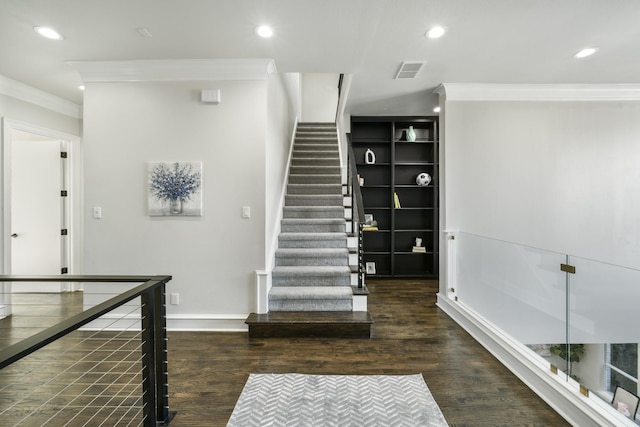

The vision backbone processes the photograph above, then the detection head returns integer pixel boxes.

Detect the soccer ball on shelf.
[415,172,431,186]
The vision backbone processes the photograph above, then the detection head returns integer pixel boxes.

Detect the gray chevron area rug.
[226,373,449,427]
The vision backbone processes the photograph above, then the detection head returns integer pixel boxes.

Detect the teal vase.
[407,126,416,142]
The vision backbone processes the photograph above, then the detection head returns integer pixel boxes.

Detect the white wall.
[301,73,339,123]
[82,81,268,325]
[443,100,640,270]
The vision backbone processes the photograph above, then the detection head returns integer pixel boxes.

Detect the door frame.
[1,118,83,294]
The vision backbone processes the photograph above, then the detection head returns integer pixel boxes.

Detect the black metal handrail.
[347,137,366,288]
[0,274,174,426]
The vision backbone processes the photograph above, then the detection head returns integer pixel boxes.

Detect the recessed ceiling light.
[78,85,85,91]
[255,25,274,38]
[426,26,446,39]
[34,26,63,40]
[433,106,441,113]
[574,47,598,58]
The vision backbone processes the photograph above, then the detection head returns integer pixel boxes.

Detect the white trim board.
[436,294,635,427]
[68,59,277,83]
[167,314,248,332]
[435,83,640,102]
[0,75,82,119]
[82,313,249,332]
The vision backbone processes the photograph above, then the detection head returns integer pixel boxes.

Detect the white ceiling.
[1,0,640,116]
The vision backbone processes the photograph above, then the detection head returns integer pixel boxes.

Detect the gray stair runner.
[269,123,353,312]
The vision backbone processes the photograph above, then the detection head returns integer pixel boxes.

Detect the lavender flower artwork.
[148,162,202,216]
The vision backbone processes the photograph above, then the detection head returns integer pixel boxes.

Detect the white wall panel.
[83,80,268,316]
[444,100,640,270]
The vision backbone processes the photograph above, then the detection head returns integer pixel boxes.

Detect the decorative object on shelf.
[358,174,365,186]
[416,172,431,186]
[413,236,426,252]
[364,214,374,225]
[363,213,378,230]
[365,262,377,274]
[393,192,401,209]
[364,148,376,164]
[148,161,203,216]
[406,126,416,142]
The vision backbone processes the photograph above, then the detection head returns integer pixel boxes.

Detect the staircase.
[246,123,372,338]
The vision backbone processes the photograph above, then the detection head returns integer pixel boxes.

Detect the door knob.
[10,233,17,238]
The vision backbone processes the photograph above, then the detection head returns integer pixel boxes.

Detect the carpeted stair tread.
[281,221,345,233]
[282,218,346,225]
[287,184,342,195]
[278,232,346,240]
[291,158,340,166]
[272,266,351,275]
[269,286,352,300]
[275,248,348,266]
[276,248,349,257]
[285,194,343,201]
[288,174,341,184]
[278,233,347,249]
[283,206,345,218]
[289,166,341,175]
[285,194,343,207]
[293,149,339,156]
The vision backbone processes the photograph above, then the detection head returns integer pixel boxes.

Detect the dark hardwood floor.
[167,280,570,427]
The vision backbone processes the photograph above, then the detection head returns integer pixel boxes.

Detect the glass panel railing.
[568,256,640,422]
[456,232,567,348]
[453,233,640,424]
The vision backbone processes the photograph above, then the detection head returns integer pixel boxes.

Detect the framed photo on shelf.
[364,214,374,226]
[365,262,376,275]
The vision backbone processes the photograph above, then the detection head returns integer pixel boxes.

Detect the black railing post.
[154,281,171,425]
[141,281,172,426]
[358,223,364,289]
[141,289,158,426]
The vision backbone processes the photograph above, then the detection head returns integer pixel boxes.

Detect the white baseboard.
[167,314,248,332]
[81,313,249,332]
[436,294,633,427]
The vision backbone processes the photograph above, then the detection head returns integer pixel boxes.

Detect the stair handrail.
[347,135,365,288]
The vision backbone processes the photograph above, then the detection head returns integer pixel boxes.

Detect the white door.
[10,129,65,292]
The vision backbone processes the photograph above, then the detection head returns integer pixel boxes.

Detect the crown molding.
[0,75,82,119]
[67,59,277,83]
[435,83,640,101]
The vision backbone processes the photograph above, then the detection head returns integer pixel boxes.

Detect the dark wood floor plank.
[167,279,570,426]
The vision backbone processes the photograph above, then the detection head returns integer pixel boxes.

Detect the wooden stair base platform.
[245,311,373,339]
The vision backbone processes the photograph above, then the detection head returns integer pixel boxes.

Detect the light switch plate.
[242,206,251,218]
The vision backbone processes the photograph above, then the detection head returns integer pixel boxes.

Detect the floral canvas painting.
[148,162,202,216]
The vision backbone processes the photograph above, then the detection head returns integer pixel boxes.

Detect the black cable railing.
[0,275,174,426]
[347,136,366,289]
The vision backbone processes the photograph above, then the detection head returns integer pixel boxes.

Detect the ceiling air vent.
[394,61,425,79]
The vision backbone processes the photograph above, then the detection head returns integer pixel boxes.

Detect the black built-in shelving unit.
[350,116,438,278]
